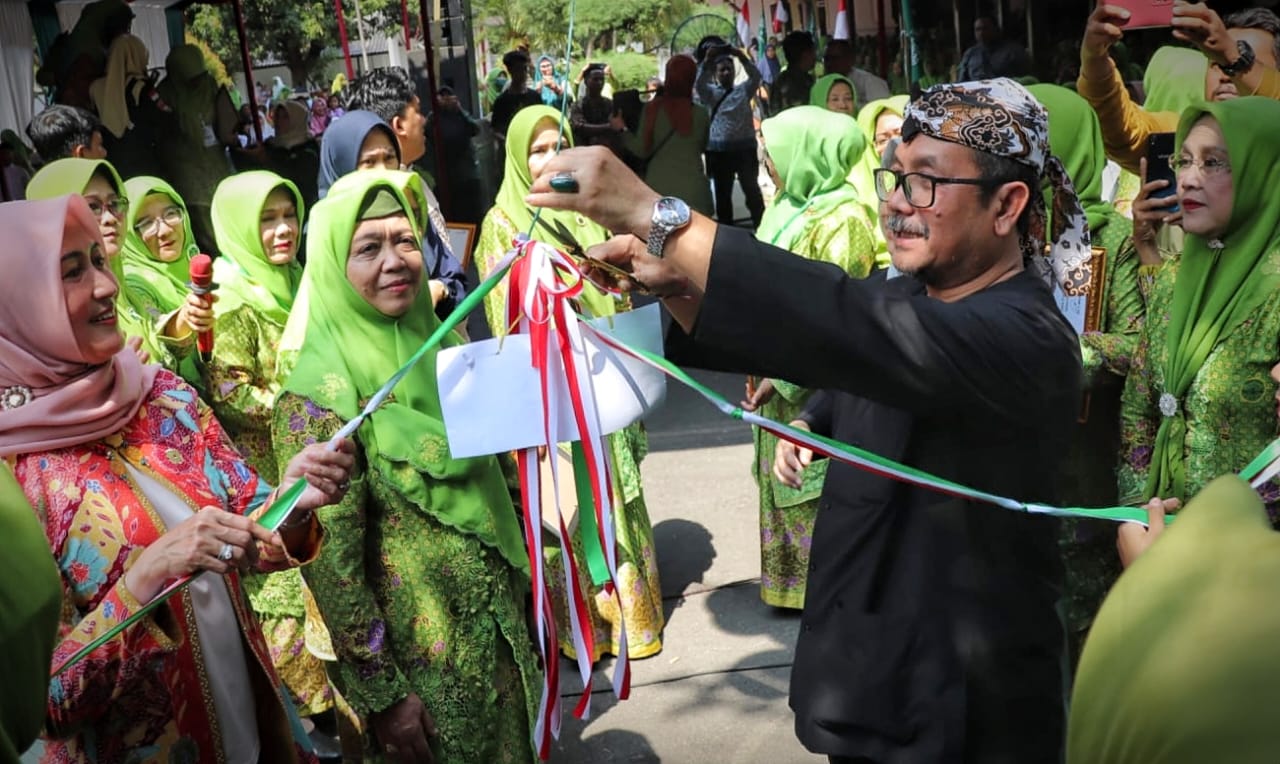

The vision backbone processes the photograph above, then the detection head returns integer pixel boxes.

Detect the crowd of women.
[6,1,1280,761]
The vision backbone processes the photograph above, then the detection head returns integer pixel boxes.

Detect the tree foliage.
[473,0,695,57]
[187,0,399,87]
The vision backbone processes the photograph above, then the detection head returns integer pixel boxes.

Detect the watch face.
[656,197,691,227]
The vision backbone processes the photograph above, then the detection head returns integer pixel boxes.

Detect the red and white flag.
[737,2,752,48]
[773,1,789,34]
[832,0,850,39]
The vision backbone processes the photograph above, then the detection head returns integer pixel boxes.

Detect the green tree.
[187,0,398,88]
[474,0,692,58]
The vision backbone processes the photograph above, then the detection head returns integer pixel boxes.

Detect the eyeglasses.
[1169,156,1231,176]
[86,197,128,219]
[134,206,184,238]
[874,168,1013,209]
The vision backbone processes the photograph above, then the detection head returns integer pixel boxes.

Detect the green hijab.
[1068,475,1280,764]
[282,170,528,575]
[495,104,616,317]
[809,74,856,110]
[1029,84,1120,233]
[1143,46,1207,115]
[121,175,199,314]
[1147,97,1280,502]
[852,95,909,201]
[758,106,866,251]
[25,159,164,360]
[210,171,304,325]
[159,44,220,145]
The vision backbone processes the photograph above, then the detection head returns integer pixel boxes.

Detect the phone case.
[1114,0,1174,29]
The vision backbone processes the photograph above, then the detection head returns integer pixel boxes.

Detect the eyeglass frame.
[84,197,129,220]
[1169,155,1231,176]
[873,167,1019,209]
[133,205,185,238]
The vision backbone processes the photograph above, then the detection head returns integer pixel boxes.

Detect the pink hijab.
[0,196,158,457]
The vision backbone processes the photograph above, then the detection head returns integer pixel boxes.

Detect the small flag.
[773,1,788,34]
[832,0,849,40]
[738,2,753,48]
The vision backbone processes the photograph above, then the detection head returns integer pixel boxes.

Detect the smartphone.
[1146,132,1179,212]
[1113,0,1174,29]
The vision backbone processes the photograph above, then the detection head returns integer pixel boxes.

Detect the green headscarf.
[1068,475,1280,764]
[1146,97,1280,502]
[809,74,856,110]
[1029,84,1120,233]
[281,170,528,575]
[158,44,220,144]
[1143,46,1207,115]
[852,95,909,201]
[758,106,867,252]
[495,104,615,317]
[121,175,199,314]
[210,171,304,325]
[25,159,164,360]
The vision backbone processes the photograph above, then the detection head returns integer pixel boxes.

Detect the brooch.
[1158,392,1179,418]
[1,385,33,411]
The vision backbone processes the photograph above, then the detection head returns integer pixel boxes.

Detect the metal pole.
[231,0,264,145]
[1025,1,1035,63]
[335,0,355,80]
[402,0,413,51]
[900,0,921,88]
[354,0,371,73]
[877,0,888,80]
[419,0,452,215]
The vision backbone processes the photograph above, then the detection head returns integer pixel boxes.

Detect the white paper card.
[437,303,666,458]
[1053,283,1086,336]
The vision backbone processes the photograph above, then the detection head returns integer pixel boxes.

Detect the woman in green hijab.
[25,158,184,371]
[1120,97,1280,543]
[272,170,539,763]
[851,95,909,264]
[744,105,878,609]
[474,104,666,662]
[1029,84,1147,668]
[809,73,856,116]
[206,171,333,720]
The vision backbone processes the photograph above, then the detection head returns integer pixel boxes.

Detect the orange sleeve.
[1077,67,1179,175]
[1252,66,1280,99]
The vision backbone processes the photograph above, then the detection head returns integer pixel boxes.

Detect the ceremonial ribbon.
[505,238,631,756]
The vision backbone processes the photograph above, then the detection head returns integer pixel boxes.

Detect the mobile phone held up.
[1112,0,1174,29]
[1146,132,1179,212]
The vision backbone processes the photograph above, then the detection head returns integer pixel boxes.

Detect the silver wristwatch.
[647,197,692,258]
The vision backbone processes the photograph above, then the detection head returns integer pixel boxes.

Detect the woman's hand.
[370,693,439,764]
[279,439,356,512]
[741,377,776,412]
[1131,157,1181,266]
[172,292,217,339]
[1117,496,1179,568]
[124,506,277,602]
[126,335,150,364]
[772,419,813,489]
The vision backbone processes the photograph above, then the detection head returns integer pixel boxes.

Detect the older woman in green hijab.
[206,170,332,720]
[273,170,539,762]
[744,105,879,609]
[809,73,856,116]
[1120,97,1280,544]
[25,158,184,371]
[1029,83,1147,668]
[474,104,666,662]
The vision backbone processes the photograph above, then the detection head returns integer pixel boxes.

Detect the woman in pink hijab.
[0,195,356,763]
[308,95,331,138]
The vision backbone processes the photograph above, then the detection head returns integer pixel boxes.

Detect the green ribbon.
[571,442,611,586]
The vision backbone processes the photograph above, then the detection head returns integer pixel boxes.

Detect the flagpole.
[900,0,921,90]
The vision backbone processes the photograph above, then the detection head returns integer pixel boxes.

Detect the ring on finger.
[217,542,234,562]
[550,171,579,193]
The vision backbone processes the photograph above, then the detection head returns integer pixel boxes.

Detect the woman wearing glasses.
[26,159,186,372]
[121,176,215,384]
[1119,98,1280,539]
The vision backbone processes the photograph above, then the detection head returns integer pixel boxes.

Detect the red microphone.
[188,254,216,363]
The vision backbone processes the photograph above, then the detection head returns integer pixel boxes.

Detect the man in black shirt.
[526,78,1091,764]
[490,50,541,140]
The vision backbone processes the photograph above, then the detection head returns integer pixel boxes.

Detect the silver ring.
[217,543,234,562]
[338,480,351,491]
